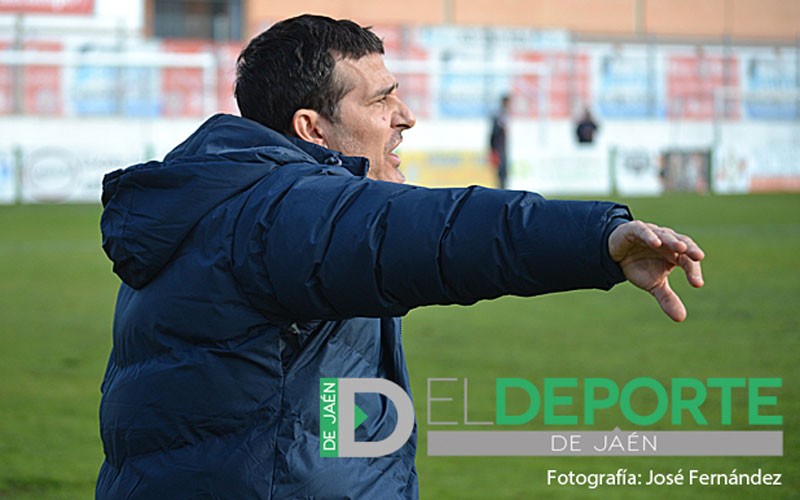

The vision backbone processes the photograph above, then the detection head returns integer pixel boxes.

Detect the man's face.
[317,53,416,184]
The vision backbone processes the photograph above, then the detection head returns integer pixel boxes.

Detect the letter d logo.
[319,378,415,458]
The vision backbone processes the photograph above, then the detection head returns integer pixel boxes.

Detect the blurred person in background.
[488,94,511,188]
[575,106,599,144]
[96,14,704,499]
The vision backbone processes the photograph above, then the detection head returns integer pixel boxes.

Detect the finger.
[650,225,689,253]
[650,279,687,322]
[675,234,705,261]
[610,221,662,262]
[635,222,662,249]
[679,253,705,288]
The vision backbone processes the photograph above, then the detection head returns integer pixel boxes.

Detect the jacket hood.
[100,114,361,289]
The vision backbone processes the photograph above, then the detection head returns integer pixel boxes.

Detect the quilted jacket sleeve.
[232,168,632,321]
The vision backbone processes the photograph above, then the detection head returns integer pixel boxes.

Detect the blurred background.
[0,2,798,499]
[0,0,797,200]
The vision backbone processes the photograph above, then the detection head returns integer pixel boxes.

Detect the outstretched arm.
[234,170,631,321]
[608,221,705,322]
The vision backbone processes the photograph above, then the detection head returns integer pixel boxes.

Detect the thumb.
[650,279,687,322]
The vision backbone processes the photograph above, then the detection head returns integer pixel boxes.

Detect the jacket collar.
[285,135,370,177]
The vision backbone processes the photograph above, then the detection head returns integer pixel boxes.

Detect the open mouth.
[387,149,405,182]
[387,139,402,166]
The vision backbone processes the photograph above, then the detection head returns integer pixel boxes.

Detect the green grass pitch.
[0,193,798,499]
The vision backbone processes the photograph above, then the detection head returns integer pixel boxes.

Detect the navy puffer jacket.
[97,114,630,499]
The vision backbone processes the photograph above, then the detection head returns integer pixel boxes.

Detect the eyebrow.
[369,81,399,100]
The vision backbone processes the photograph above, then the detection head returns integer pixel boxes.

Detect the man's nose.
[394,98,416,130]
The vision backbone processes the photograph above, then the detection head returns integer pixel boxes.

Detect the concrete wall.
[244,0,800,41]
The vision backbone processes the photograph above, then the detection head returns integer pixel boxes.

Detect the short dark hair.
[234,14,384,134]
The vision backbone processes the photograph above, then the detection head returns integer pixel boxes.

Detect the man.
[489,94,510,188]
[576,107,599,144]
[96,14,704,499]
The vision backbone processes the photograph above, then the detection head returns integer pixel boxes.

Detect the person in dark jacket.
[576,107,599,144]
[489,94,511,188]
[96,14,704,499]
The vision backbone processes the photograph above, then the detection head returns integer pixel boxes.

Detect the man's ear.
[292,109,328,147]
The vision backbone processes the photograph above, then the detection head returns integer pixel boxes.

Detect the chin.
[386,170,405,184]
